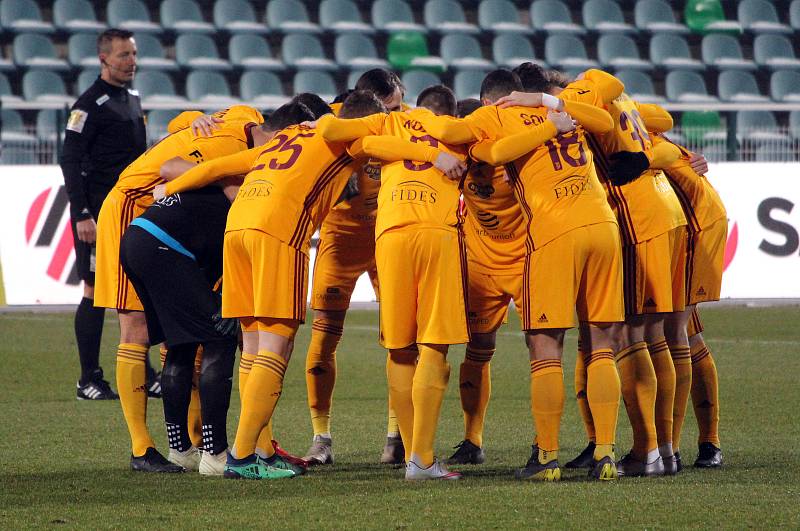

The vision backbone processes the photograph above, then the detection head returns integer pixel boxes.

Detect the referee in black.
[60,28,153,400]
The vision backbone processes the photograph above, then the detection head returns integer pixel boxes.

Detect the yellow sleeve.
[416,113,482,144]
[469,121,558,166]
[164,147,261,195]
[214,105,264,124]
[317,113,386,142]
[637,103,674,133]
[582,69,625,103]
[562,100,613,133]
[167,111,204,134]
[347,135,439,163]
[650,139,681,169]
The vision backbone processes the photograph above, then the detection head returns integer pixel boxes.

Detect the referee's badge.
[66,110,88,133]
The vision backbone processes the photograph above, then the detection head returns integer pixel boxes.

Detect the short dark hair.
[97,28,134,55]
[513,62,551,93]
[332,90,353,104]
[291,93,333,119]
[456,98,481,118]
[480,69,523,103]
[416,85,457,116]
[547,69,571,89]
[355,69,399,101]
[339,90,387,119]
[261,102,315,132]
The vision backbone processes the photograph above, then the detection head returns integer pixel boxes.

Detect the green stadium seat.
[681,110,724,145]
[53,0,106,33]
[401,69,442,103]
[147,109,182,141]
[754,35,800,70]
[267,0,321,33]
[107,0,163,34]
[214,0,267,34]
[229,34,284,70]
[770,70,800,102]
[718,70,769,102]
[77,67,100,93]
[320,0,375,34]
[240,70,288,109]
[544,34,598,71]
[373,0,427,33]
[294,71,337,102]
[68,33,99,68]
[386,32,444,72]
[738,0,792,35]
[185,70,236,104]
[282,34,336,71]
[335,34,389,70]
[424,0,479,35]
[454,69,491,100]
[701,34,756,70]
[479,0,533,35]
[22,70,72,103]
[175,34,232,71]
[634,0,688,34]
[582,0,635,34]
[160,0,215,34]
[650,34,703,70]
[493,34,541,68]
[0,0,54,33]
[684,0,741,35]
[133,70,185,103]
[615,70,664,103]
[13,34,69,70]
[598,34,652,70]
[665,70,717,103]
[0,72,21,102]
[441,34,495,71]
[530,0,586,35]
[135,33,178,71]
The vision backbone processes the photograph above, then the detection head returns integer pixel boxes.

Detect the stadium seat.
[454,69,491,100]
[282,34,336,71]
[53,0,106,33]
[107,0,163,34]
[790,110,800,140]
[185,70,236,104]
[424,0,479,35]
[135,33,178,71]
[229,34,284,70]
[598,35,652,70]
[294,71,337,101]
[738,0,791,34]
[347,69,367,89]
[792,0,800,32]
[441,34,495,70]
[615,70,664,103]
[147,109,182,140]
[701,34,756,70]
[77,67,100,93]
[0,109,36,164]
[681,110,725,145]
[0,108,28,137]
[478,0,533,35]
[36,109,62,140]
[736,110,789,145]
[0,72,21,102]
[387,32,445,71]
[335,34,389,70]
[0,48,13,71]
[754,35,800,70]
[582,0,635,34]
[544,35,598,71]
[22,70,72,104]
[266,0,321,33]
[372,0,427,33]
[650,34,703,70]
[718,70,769,103]
[68,33,100,68]
[160,0,215,34]
[770,70,800,102]
[684,0,741,35]
[634,0,688,34]
[493,34,541,68]
[320,0,375,34]
[401,69,442,103]
[530,0,586,35]
[13,34,69,70]
[175,34,232,71]
[240,70,289,108]
[0,0,54,33]
[665,70,717,102]
[214,0,267,34]
[133,70,185,103]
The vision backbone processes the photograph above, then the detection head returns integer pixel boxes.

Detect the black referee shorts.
[71,218,95,285]
[120,226,223,347]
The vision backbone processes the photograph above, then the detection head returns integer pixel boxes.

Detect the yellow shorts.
[624,225,688,316]
[686,217,727,305]
[311,228,378,311]
[376,227,469,349]
[222,229,308,322]
[94,190,146,311]
[522,222,623,330]
[467,267,523,334]
[687,307,705,337]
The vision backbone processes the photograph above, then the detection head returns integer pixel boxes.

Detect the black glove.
[607,151,650,186]
[211,291,238,338]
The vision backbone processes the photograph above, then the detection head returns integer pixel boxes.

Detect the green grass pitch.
[1,306,799,529]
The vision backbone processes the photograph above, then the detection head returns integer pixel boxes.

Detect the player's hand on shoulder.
[495,91,543,109]
[547,110,576,133]
[300,113,331,129]
[191,114,223,137]
[689,152,709,175]
[434,152,467,181]
[75,218,97,244]
[153,184,167,200]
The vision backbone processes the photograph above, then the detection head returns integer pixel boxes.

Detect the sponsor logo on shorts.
[696,286,706,296]
[644,297,657,308]
[537,313,548,323]
[553,175,592,200]
[391,181,437,204]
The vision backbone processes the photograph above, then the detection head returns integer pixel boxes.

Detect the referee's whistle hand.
[75,218,97,244]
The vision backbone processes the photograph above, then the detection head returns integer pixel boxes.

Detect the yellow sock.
[460,346,493,447]
[387,405,399,437]
[116,343,154,456]
[691,342,720,447]
[616,342,658,458]
[305,318,343,436]
[585,349,619,460]
[232,350,287,459]
[575,342,596,443]
[410,345,450,467]
[649,338,675,448]
[670,344,692,451]
[255,418,275,458]
[238,352,255,402]
[530,359,564,463]
[240,352,275,457]
[187,347,203,448]
[386,348,417,461]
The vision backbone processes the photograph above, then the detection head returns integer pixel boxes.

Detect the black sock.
[161,343,196,452]
[75,297,105,385]
[199,339,237,455]
[144,350,157,379]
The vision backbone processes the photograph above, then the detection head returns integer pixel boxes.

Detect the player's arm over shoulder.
[415,106,494,145]
[469,119,559,166]
[317,113,387,142]
[164,145,261,195]
[566,69,624,105]
[637,103,673,133]
[346,135,441,164]
[649,135,682,169]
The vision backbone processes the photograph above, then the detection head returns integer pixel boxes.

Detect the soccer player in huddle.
[95,104,264,471]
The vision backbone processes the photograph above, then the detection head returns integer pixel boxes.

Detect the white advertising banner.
[0,164,797,305]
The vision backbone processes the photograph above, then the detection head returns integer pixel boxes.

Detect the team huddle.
[91,65,726,481]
